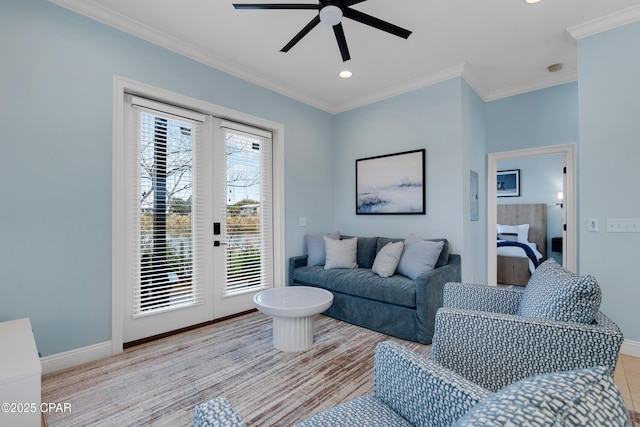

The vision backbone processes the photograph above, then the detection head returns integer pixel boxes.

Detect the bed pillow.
[372,241,404,278]
[306,231,340,266]
[455,366,629,427]
[497,223,529,243]
[397,234,444,281]
[324,237,358,269]
[517,259,601,324]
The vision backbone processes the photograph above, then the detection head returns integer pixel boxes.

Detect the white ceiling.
[51,0,640,113]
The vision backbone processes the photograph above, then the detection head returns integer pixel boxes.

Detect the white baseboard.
[621,338,640,358]
[40,341,113,374]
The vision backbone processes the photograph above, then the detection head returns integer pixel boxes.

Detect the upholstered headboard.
[497,203,547,260]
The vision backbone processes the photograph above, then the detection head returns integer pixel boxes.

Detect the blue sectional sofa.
[288,235,461,344]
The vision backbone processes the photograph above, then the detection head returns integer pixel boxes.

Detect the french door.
[121,96,273,343]
[212,120,274,318]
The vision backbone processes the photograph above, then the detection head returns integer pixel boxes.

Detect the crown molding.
[47,0,475,114]
[461,64,490,101]
[567,4,640,40]
[48,0,337,113]
[485,71,578,102]
[47,0,596,114]
[334,64,467,113]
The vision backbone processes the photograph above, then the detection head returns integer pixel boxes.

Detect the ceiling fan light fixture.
[320,5,342,26]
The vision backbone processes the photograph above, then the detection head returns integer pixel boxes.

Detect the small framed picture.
[497,169,520,197]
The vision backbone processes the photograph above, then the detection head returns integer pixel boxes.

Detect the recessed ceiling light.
[339,70,352,78]
[525,0,541,3]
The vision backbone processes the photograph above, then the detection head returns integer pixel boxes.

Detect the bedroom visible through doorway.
[487,144,576,286]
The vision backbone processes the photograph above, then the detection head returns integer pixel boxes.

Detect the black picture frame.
[356,149,425,215]
[497,169,520,197]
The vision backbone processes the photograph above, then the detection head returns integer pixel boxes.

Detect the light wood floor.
[615,353,640,412]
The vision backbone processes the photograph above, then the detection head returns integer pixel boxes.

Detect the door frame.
[111,76,285,355]
[487,144,576,285]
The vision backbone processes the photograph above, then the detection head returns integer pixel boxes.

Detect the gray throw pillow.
[372,241,404,278]
[324,237,358,269]
[306,231,340,266]
[397,234,444,281]
[455,366,630,427]
[517,259,601,324]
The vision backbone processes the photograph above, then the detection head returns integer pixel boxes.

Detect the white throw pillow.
[497,223,530,243]
[372,241,405,278]
[306,231,341,266]
[324,237,358,269]
[397,234,444,281]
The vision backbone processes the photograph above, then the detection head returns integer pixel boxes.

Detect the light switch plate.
[588,218,599,232]
[607,218,640,233]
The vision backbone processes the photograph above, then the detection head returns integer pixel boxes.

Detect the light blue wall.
[0,1,335,356]
[331,79,486,283]
[2,0,638,358]
[333,79,466,263]
[486,83,579,153]
[486,84,577,269]
[461,81,487,284]
[577,21,640,342]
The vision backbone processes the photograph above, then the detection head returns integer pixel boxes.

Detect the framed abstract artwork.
[356,149,425,215]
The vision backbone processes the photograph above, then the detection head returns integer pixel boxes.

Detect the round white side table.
[254,286,333,352]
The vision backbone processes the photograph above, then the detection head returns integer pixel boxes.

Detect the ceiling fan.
[233,0,412,62]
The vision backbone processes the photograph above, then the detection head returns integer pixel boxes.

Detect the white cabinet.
[0,318,42,427]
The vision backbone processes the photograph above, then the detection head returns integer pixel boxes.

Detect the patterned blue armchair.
[194,340,630,426]
[431,260,624,392]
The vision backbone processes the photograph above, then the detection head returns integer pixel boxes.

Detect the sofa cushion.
[294,395,412,427]
[324,237,358,269]
[306,231,340,266]
[341,235,378,269]
[517,259,601,324]
[292,267,417,308]
[455,366,630,427]
[397,234,444,281]
[378,237,450,269]
[372,241,404,278]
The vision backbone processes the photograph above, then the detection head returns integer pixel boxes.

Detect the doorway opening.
[487,144,576,285]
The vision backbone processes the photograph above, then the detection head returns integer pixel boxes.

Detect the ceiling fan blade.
[343,7,411,39]
[233,3,319,10]
[344,0,367,6]
[333,23,351,62]
[281,15,321,52]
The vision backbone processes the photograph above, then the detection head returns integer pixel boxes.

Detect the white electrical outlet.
[607,218,640,233]
[588,218,599,232]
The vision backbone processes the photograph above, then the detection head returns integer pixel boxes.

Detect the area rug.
[42,312,427,426]
[40,313,640,426]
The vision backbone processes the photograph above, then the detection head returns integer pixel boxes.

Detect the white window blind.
[221,121,273,293]
[130,98,206,317]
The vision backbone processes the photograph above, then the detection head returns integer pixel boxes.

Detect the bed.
[496,203,547,286]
